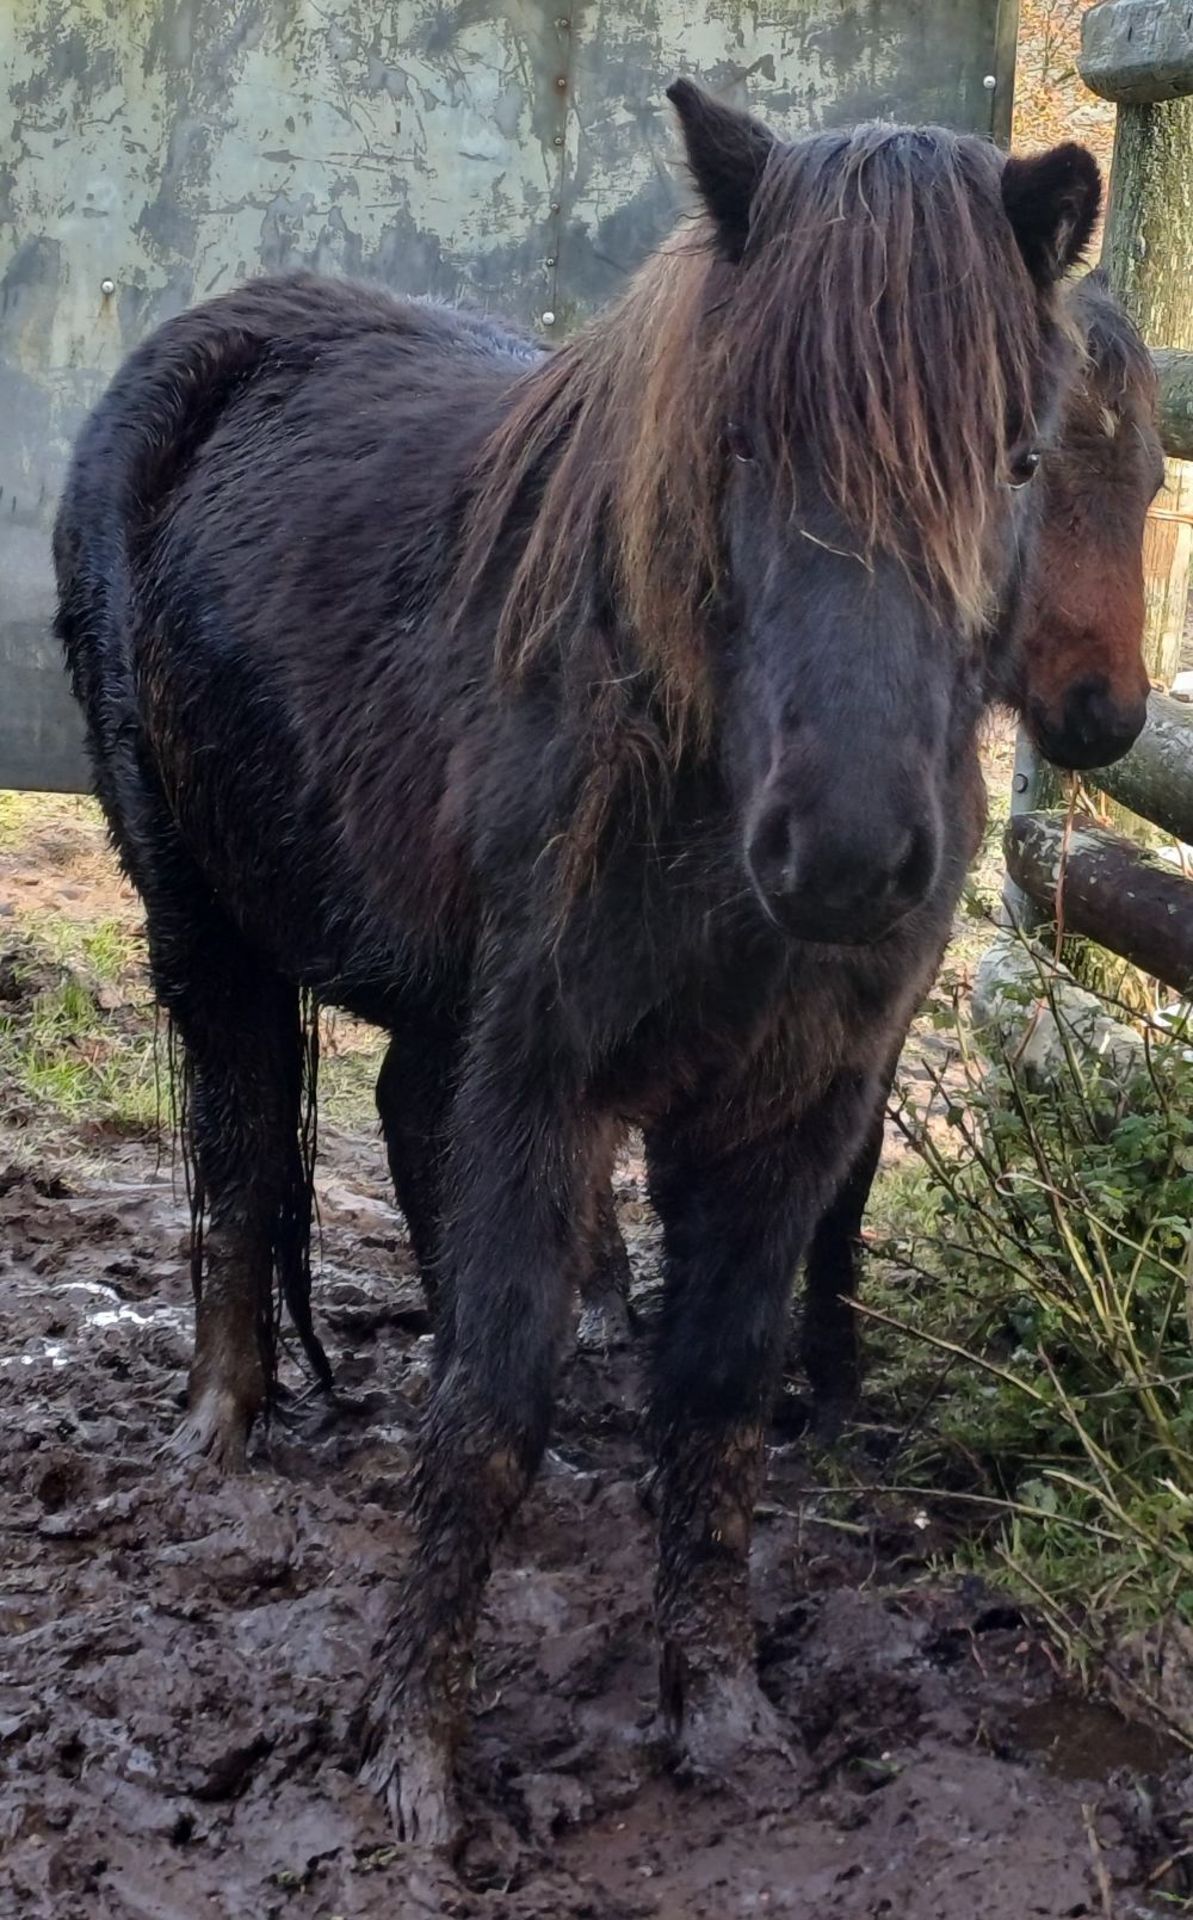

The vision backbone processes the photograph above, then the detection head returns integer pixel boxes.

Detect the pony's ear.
[1002,143,1102,287]
[666,78,775,262]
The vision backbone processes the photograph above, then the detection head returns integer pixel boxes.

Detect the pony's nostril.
[749,806,799,895]
[895,824,935,902]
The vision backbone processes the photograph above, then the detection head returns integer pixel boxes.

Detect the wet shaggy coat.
[55,84,1103,1840]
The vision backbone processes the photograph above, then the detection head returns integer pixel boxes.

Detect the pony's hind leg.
[800,1098,885,1440]
[154,899,320,1471]
[375,1013,459,1326]
[646,1073,875,1787]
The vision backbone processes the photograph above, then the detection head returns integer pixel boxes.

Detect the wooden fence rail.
[1087,691,1193,841]
[1081,0,1193,106]
[1007,691,1193,994]
[1005,812,1193,997]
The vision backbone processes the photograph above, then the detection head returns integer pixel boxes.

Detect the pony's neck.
[465,234,723,755]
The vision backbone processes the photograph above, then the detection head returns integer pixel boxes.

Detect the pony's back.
[54,275,538,783]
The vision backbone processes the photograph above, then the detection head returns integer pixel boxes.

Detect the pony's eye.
[727,420,753,464]
[1008,447,1041,488]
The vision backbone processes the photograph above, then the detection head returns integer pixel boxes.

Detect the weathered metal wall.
[0,0,1017,792]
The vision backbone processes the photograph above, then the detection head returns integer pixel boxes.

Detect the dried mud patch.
[0,1143,1189,1920]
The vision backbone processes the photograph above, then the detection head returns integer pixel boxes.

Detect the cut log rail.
[1087,690,1193,842]
[1005,812,1193,998]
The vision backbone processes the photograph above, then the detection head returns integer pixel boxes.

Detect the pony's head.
[662,83,1099,944]
[1010,267,1160,771]
[464,84,1100,943]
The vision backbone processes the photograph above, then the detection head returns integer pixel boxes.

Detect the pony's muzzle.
[744,795,940,945]
[1028,670,1148,774]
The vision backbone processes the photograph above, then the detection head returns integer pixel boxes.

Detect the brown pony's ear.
[1002,143,1102,287]
[666,78,775,262]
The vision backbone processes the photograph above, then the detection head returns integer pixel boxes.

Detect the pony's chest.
[590,937,919,1127]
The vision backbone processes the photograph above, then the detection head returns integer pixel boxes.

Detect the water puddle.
[1012,1696,1182,1782]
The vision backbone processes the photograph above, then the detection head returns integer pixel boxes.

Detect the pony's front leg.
[359,1013,593,1848]
[646,1076,874,1783]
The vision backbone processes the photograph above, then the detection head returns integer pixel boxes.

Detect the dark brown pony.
[55,83,1101,1844]
[580,264,1162,1429]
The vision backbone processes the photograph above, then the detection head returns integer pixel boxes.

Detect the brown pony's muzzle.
[1028,667,1149,772]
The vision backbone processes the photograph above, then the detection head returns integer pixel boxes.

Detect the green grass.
[0,913,383,1158]
[0,921,161,1144]
[0,789,105,855]
[23,908,142,982]
[0,786,382,1148]
[319,1024,386,1129]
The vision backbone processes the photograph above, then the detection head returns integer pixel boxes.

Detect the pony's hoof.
[359,1716,460,1853]
[808,1390,858,1448]
[665,1669,801,1800]
[575,1290,633,1353]
[163,1388,255,1474]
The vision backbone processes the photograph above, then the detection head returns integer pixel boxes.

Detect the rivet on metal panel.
[983,74,997,89]
[555,76,567,91]
[545,257,556,267]
[556,17,571,28]
[550,202,561,214]
[1014,772,1029,793]
[542,310,557,326]
[553,134,564,147]
[100,278,116,296]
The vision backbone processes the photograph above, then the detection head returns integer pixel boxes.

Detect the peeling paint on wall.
[0,0,1014,790]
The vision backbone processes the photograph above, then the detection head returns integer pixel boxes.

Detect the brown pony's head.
[1012,267,1161,770]
[462,84,1101,942]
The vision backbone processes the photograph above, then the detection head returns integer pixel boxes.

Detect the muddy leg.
[800,1097,885,1440]
[360,1004,593,1846]
[576,1182,634,1351]
[155,906,311,1472]
[646,1076,875,1780]
[375,1014,460,1326]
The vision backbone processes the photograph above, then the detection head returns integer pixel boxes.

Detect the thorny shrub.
[868,954,1193,1746]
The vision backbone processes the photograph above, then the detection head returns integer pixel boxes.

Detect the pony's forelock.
[458,122,1054,752]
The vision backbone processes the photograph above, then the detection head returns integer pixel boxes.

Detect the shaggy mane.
[456,123,1047,750]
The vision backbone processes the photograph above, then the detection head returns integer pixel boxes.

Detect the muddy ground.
[1,1122,1190,1920]
[2,775,1191,1917]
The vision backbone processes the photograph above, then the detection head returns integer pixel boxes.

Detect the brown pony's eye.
[1008,447,1041,488]
[727,420,753,463]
